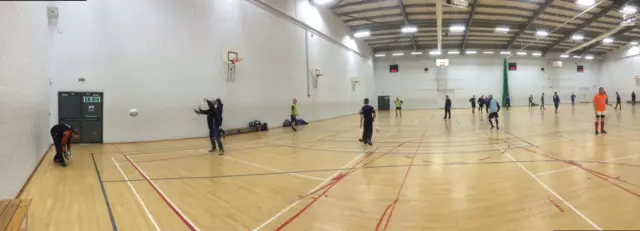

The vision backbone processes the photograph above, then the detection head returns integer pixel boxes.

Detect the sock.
[600,121,604,131]
[595,121,599,131]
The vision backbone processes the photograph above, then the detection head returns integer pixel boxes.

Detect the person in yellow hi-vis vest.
[395,97,403,117]
[290,98,299,132]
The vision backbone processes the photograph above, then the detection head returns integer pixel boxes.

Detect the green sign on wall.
[83,96,101,103]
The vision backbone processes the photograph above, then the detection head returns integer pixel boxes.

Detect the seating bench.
[0,199,31,231]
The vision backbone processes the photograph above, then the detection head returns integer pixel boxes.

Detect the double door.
[58,92,103,143]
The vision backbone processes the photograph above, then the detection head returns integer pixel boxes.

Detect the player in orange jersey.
[593,87,608,135]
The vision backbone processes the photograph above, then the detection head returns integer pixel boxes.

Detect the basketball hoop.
[231,58,243,65]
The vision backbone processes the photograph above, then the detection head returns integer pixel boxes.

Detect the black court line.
[101,158,640,184]
[91,153,119,231]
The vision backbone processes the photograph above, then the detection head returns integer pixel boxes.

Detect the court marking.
[224,155,325,181]
[114,144,201,231]
[496,145,603,231]
[91,153,119,231]
[252,150,368,231]
[111,157,161,231]
[378,126,429,230]
[535,153,640,176]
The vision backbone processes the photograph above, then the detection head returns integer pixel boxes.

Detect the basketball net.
[231,58,242,65]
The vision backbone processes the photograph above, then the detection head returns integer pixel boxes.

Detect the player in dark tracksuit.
[477,96,484,114]
[540,93,546,110]
[195,99,224,155]
[444,95,452,119]
[632,91,636,107]
[469,96,476,114]
[359,98,376,146]
[50,123,79,167]
[553,92,560,114]
[615,92,622,110]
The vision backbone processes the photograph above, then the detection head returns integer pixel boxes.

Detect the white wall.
[48,0,375,142]
[600,44,640,100]
[0,2,53,198]
[374,55,602,109]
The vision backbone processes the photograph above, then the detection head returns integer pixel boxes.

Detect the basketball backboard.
[227,51,238,62]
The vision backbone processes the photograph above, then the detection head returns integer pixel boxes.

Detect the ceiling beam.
[373,43,607,54]
[461,0,478,50]
[342,13,404,23]
[542,0,630,54]
[331,0,390,10]
[398,0,416,50]
[577,26,637,55]
[505,0,554,50]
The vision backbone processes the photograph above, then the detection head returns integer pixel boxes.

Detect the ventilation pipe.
[436,0,443,51]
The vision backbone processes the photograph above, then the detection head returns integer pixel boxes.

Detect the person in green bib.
[290,98,299,132]
[394,97,403,117]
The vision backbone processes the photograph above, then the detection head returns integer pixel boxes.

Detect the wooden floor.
[19,105,640,231]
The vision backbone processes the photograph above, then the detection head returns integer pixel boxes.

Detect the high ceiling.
[327,0,640,56]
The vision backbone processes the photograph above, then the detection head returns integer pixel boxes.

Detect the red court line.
[113,144,199,231]
[275,142,410,230]
[375,204,393,231]
[379,126,430,230]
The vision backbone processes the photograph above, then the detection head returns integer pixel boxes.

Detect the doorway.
[378,95,390,110]
[58,92,103,143]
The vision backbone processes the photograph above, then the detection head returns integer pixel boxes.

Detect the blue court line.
[91,153,119,231]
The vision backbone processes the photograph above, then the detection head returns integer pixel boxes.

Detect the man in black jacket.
[444,95,452,119]
[195,99,224,155]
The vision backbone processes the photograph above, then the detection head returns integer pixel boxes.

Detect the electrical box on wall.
[577,65,584,73]
[424,68,429,72]
[390,64,399,73]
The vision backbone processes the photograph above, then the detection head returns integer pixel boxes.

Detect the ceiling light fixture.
[311,0,334,5]
[483,51,495,54]
[631,41,639,45]
[429,50,441,55]
[585,55,594,60]
[622,6,637,14]
[536,30,549,37]
[374,54,386,57]
[392,53,404,56]
[411,51,423,55]
[571,34,584,41]
[560,54,569,58]
[353,31,371,38]
[448,51,460,54]
[500,51,511,55]
[401,26,418,33]
[603,38,614,43]
[516,52,527,55]
[450,25,466,32]
[495,27,510,33]
[532,52,542,56]
[573,55,582,58]
[576,0,595,6]
[466,50,477,54]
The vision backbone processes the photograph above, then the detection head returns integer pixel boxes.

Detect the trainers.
[367,142,373,146]
[208,148,216,153]
[218,150,225,155]
[601,130,607,134]
[292,127,297,132]
[595,131,599,135]
[358,138,364,143]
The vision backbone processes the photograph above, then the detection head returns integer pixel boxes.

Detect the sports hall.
[2,0,640,230]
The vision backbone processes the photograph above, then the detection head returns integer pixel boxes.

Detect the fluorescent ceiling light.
[631,41,639,45]
[585,55,594,60]
[500,51,511,55]
[603,38,614,43]
[374,54,386,57]
[411,51,423,55]
[571,34,584,41]
[536,30,549,37]
[311,0,334,5]
[483,51,495,54]
[429,50,441,55]
[495,27,510,33]
[573,55,582,58]
[560,54,569,58]
[465,50,477,54]
[516,52,527,55]
[576,0,595,6]
[622,6,637,14]
[447,51,460,54]
[450,25,465,32]
[353,31,370,38]
[392,53,404,56]
[532,52,542,56]
[401,26,418,33]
